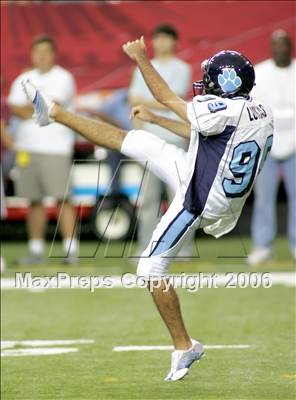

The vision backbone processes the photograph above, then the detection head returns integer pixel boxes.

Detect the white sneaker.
[21,79,54,126]
[247,246,273,266]
[164,339,204,381]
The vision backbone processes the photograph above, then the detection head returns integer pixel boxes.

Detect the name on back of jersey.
[246,104,267,121]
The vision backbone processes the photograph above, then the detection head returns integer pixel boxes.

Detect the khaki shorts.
[15,152,72,202]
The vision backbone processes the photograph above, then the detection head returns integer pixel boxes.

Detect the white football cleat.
[247,246,273,266]
[21,78,54,126]
[164,339,204,381]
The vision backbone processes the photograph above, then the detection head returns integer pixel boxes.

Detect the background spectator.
[7,35,78,265]
[1,116,15,273]
[248,30,296,265]
[129,24,193,257]
[1,77,14,187]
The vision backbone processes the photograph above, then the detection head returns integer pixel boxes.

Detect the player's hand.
[122,36,146,61]
[130,105,155,122]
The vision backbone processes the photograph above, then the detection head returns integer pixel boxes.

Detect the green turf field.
[1,238,295,400]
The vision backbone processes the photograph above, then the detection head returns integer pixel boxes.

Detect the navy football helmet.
[193,50,255,98]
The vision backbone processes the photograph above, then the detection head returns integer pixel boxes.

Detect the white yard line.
[113,344,252,352]
[1,272,295,290]
[1,339,95,357]
[1,347,78,357]
[0,339,95,350]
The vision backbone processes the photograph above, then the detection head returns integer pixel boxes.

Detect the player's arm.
[122,37,188,122]
[8,75,34,119]
[9,104,33,119]
[131,105,190,139]
[129,96,167,110]
[0,121,15,151]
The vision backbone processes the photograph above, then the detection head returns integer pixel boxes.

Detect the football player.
[22,37,273,381]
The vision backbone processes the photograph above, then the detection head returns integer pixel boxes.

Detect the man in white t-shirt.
[8,35,78,264]
[248,30,296,265]
[129,25,193,257]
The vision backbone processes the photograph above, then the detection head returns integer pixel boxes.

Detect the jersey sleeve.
[187,96,229,136]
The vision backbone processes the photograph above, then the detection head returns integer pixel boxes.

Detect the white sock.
[29,239,45,255]
[63,238,78,257]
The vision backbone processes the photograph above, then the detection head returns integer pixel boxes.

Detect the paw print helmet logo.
[218,68,242,94]
[194,50,255,98]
